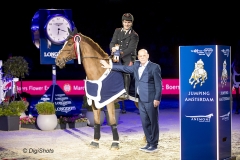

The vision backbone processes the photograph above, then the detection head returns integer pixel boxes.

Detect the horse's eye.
[68,43,72,46]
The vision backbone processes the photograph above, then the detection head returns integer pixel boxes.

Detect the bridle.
[59,35,109,64]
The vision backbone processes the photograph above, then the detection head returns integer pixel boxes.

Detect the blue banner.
[217,46,231,159]
[179,45,232,160]
[37,84,80,116]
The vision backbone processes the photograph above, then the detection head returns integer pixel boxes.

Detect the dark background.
[2,1,239,80]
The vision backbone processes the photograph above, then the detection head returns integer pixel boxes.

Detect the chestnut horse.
[55,27,131,150]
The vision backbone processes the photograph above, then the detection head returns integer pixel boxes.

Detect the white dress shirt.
[137,61,149,94]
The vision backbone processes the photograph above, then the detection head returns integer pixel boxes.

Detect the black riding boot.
[119,73,130,100]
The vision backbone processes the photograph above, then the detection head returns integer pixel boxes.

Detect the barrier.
[15,79,239,95]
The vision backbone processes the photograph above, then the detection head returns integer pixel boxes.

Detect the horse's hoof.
[110,141,119,150]
[90,141,99,148]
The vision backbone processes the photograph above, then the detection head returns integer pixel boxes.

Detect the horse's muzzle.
[55,59,65,69]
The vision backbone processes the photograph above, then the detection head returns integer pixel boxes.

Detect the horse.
[55,27,139,150]
[221,60,228,87]
[189,59,207,88]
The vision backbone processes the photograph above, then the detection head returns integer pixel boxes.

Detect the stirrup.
[118,93,129,100]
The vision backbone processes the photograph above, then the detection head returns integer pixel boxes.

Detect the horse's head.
[55,27,79,69]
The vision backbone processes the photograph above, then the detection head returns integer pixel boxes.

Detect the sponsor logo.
[63,84,71,93]
[185,113,213,122]
[191,48,213,57]
[221,49,229,57]
[220,111,230,121]
[56,106,76,113]
[44,52,59,58]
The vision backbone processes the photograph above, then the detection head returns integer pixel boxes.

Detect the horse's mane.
[79,33,109,58]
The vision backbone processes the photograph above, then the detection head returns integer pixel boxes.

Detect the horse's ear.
[67,27,72,35]
[73,27,78,35]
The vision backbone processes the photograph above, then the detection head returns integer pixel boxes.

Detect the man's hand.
[100,60,111,69]
[153,100,160,108]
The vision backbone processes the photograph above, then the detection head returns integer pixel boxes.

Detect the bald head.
[138,49,149,65]
[138,49,148,55]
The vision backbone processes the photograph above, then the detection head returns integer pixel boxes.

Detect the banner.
[217,46,231,158]
[16,79,239,95]
[179,45,232,160]
[37,85,79,116]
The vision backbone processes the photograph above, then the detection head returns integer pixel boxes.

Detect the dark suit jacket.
[109,28,139,65]
[112,60,162,102]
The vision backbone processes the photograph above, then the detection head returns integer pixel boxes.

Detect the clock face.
[46,15,72,44]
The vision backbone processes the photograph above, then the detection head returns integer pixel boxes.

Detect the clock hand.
[59,29,66,32]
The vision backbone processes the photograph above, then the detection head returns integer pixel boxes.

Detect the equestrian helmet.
[122,13,134,22]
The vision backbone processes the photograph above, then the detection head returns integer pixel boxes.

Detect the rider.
[109,13,139,103]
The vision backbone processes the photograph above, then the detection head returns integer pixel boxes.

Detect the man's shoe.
[139,144,150,151]
[235,111,239,114]
[144,146,158,153]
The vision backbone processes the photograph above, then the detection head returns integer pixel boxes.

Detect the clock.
[45,14,72,45]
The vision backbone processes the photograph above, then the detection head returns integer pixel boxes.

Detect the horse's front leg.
[106,102,120,150]
[90,105,101,148]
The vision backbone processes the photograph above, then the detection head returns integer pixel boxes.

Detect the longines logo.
[221,49,229,57]
[54,23,63,26]
[219,111,230,121]
[185,113,213,122]
[44,52,59,58]
[55,94,65,97]
[191,48,213,57]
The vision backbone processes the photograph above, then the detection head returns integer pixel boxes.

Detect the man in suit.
[109,13,139,113]
[100,49,162,152]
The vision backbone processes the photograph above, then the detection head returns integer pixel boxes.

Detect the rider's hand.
[111,47,116,53]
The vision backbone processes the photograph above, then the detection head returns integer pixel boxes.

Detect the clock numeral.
[48,23,52,25]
